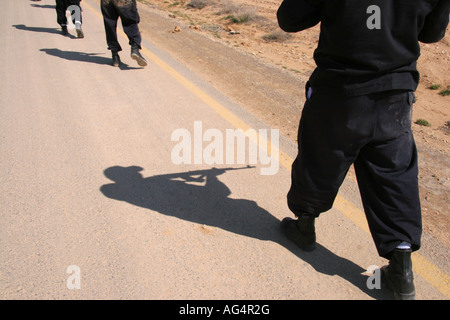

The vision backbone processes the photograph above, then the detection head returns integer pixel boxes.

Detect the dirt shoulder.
[136,0,449,247]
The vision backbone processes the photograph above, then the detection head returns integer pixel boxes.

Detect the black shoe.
[280,217,316,251]
[61,25,68,35]
[382,249,416,300]
[131,47,147,67]
[112,53,121,67]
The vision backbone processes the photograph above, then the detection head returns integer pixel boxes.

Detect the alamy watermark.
[171,121,279,175]
[365,265,381,290]
[66,5,81,30]
[66,265,81,290]
[367,5,382,30]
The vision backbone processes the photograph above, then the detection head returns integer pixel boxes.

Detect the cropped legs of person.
[55,0,84,38]
[283,87,421,299]
[101,0,147,67]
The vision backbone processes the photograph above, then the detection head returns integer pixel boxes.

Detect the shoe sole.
[393,291,416,300]
[131,53,147,67]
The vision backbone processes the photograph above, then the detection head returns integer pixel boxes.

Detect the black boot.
[61,25,68,35]
[112,52,121,67]
[280,217,316,251]
[131,47,147,67]
[382,249,415,300]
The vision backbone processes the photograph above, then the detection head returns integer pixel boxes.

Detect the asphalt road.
[0,0,448,300]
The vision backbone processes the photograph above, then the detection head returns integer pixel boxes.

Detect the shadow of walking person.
[13,24,76,38]
[40,48,140,69]
[30,4,56,9]
[100,165,390,299]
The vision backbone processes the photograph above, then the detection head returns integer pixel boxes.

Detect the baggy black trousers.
[55,0,82,26]
[287,85,422,259]
[100,0,142,52]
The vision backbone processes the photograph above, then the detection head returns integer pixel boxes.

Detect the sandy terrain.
[138,0,449,246]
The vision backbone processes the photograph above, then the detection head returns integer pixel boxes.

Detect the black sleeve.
[419,0,450,43]
[277,0,322,33]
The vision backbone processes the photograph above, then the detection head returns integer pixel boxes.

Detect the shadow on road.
[12,24,141,70]
[100,165,391,299]
[40,48,141,70]
[30,4,56,9]
[13,24,77,38]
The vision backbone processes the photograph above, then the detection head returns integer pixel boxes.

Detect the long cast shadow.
[100,165,390,299]
[13,24,77,38]
[14,25,141,69]
[30,4,56,9]
[40,48,140,70]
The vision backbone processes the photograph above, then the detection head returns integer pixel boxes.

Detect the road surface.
[0,0,448,300]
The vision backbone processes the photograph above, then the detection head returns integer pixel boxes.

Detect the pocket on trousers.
[400,92,415,128]
[407,92,416,106]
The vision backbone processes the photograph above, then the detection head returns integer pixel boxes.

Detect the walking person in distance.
[100,0,147,67]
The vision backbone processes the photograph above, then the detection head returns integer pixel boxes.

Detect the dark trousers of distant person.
[287,85,422,260]
[100,0,142,53]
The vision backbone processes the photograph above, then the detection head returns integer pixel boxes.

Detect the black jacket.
[277,0,450,95]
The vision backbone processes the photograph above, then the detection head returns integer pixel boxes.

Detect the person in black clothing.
[55,0,84,38]
[277,0,449,300]
[100,0,147,67]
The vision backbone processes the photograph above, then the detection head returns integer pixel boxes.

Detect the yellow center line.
[83,0,449,298]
